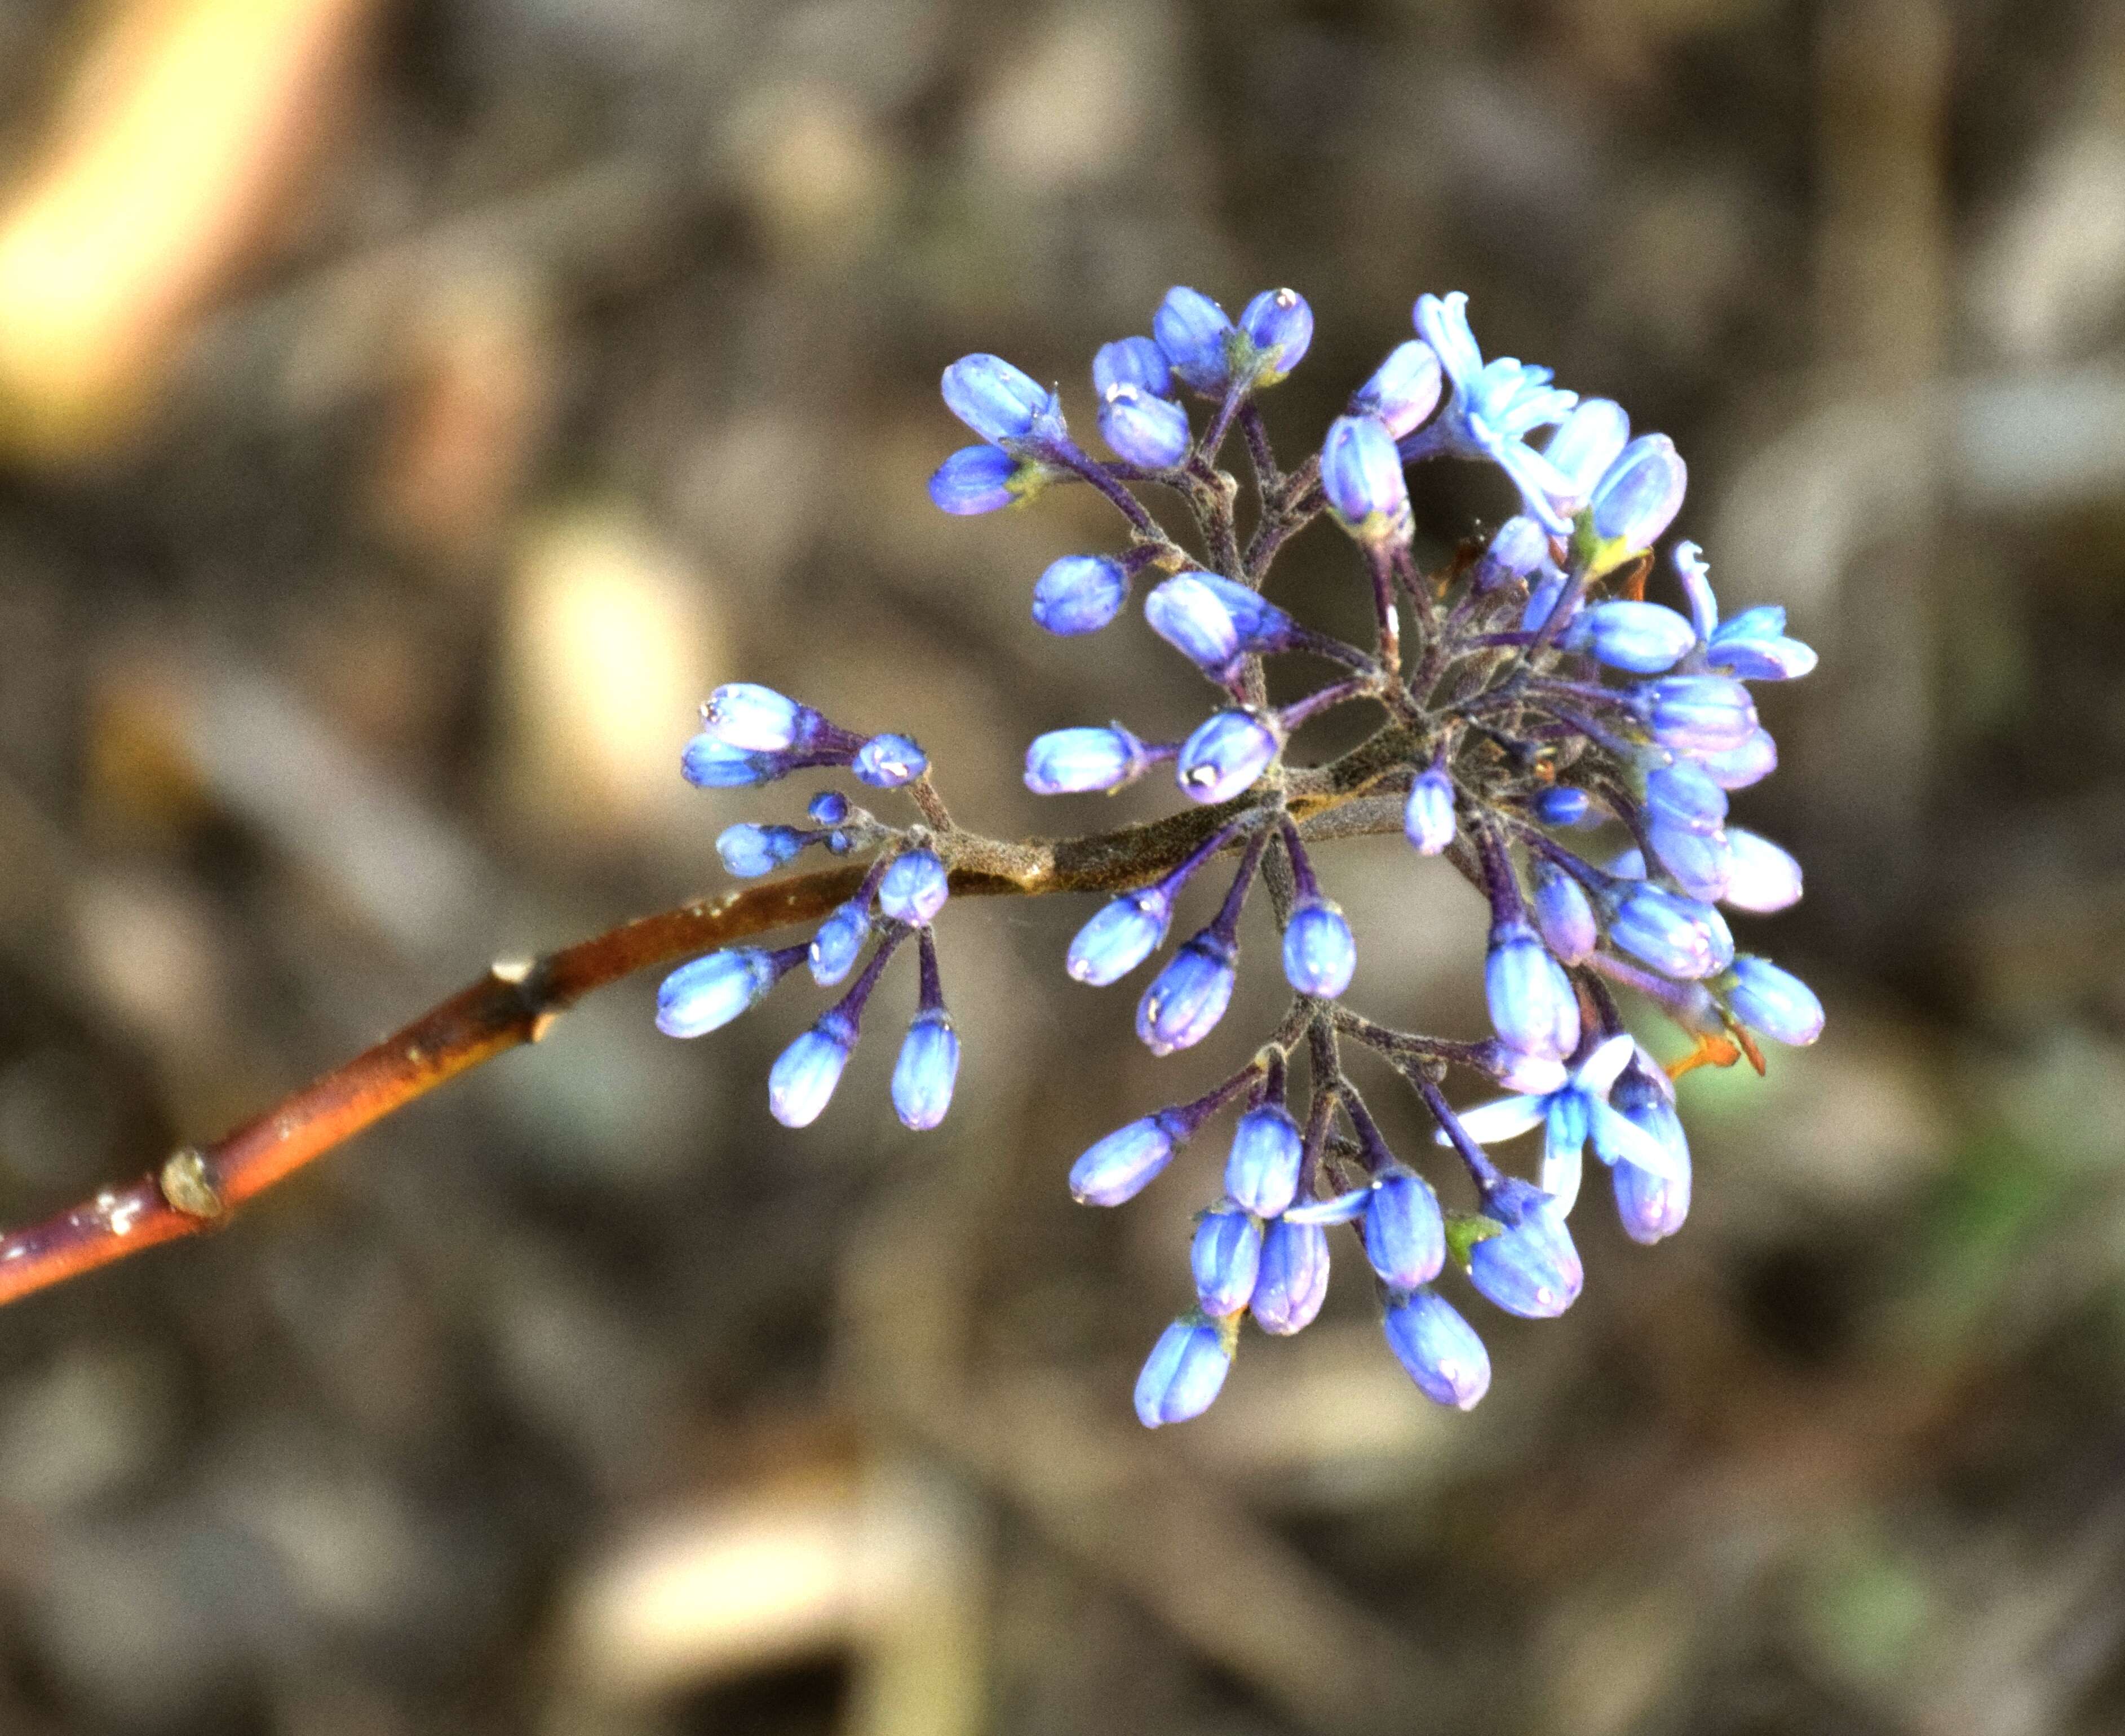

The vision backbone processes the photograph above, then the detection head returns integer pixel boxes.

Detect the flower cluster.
[659,282,1822,1428]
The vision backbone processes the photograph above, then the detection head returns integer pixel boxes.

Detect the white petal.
[1573,1034,1636,1099]
[1440,1096,1547,1145]
[1540,1140,1585,1215]
[1590,1101,1684,1181]
[1284,1186,1371,1225]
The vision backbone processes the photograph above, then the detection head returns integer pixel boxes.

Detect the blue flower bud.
[1404,768,1456,855]
[807,791,849,826]
[1134,1316,1232,1428]
[1093,335,1173,401]
[809,900,870,986]
[1282,896,1356,998]
[680,733,780,789]
[1136,929,1238,1056]
[656,948,780,1038]
[878,849,948,925]
[1352,340,1443,440]
[1725,955,1825,1046]
[1530,860,1597,964]
[1238,287,1313,385]
[1251,1217,1330,1335]
[1564,600,1697,674]
[1321,414,1411,544]
[703,683,807,752]
[1175,710,1281,805]
[1644,759,1729,834]
[768,1013,856,1128]
[1225,1104,1303,1217]
[1474,516,1555,596]
[1588,433,1687,548]
[1152,286,1236,396]
[1486,919,1582,1062]
[1031,554,1129,637]
[1541,398,1631,506]
[928,445,1021,515]
[1534,786,1597,827]
[852,733,927,787]
[1639,675,1759,756]
[718,822,806,878]
[1070,1110,1188,1206]
[1363,1167,1446,1291]
[1694,727,1778,790]
[1024,725,1150,795]
[1613,1150,1691,1245]
[1065,887,1172,985]
[1521,568,1574,634]
[1382,1287,1491,1411]
[1607,884,1733,980]
[1099,382,1191,468]
[1145,572,1298,679]
[1646,820,1733,904]
[891,1007,961,1130]
[940,353,1055,445]
[1722,827,1803,913]
[1466,1179,1583,1318]
[1192,1206,1264,1316]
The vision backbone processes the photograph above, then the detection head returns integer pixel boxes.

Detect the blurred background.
[0,0,2121,1731]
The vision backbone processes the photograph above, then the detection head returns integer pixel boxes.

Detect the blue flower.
[891,1007,961,1130]
[1383,1287,1491,1410]
[878,850,949,925]
[1605,882,1734,980]
[1529,860,1597,964]
[680,733,781,789]
[1134,1315,1233,1427]
[928,445,1026,515]
[1538,398,1630,515]
[1136,929,1238,1055]
[1191,1205,1264,1316]
[1175,710,1281,805]
[656,948,787,1038]
[1672,542,1818,681]
[1723,955,1825,1046]
[1153,287,1237,396]
[1321,414,1411,545]
[1251,1217,1330,1335]
[1144,572,1298,680]
[1446,1034,1684,1216]
[1409,291,1578,532]
[1282,896,1356,998]
[1586,434,1687,551]
[1237,288,1314,385]
[1092,335,1173,401]
[1066,887,1174,986]
[1606,1059,1691,1243]
[1351,340,1442,440]
[1636,675,1759,756]
[1562,600,1697,674]
[1031,554,1130,637]
[1362,1166,1446,1290]
[768,1012,857,1127]
[940,353,1062,446]
[1071,1110,1190,1205]
[1404,767,1456,855]
[718,822,807,879]
[1225,1104,1303,1217]
[703,683,811,753]
[1024,725,1152,795]
[852,733,927,788]
[1485,919,1581,1062]
[1465,1177,1583,1318]
[1099,382,1191,468]
[1721,827,1803,913]
[808,900,871,986]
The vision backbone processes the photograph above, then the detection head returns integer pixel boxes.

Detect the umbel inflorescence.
[657,285,1822,1426]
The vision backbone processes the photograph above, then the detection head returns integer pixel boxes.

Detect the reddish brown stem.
[0,769,1412,1309]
